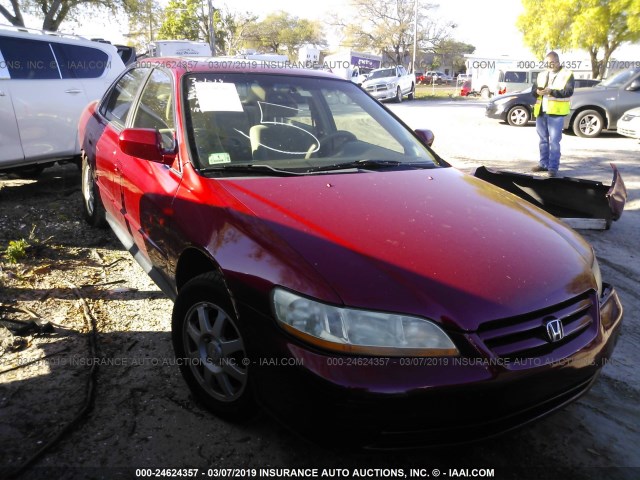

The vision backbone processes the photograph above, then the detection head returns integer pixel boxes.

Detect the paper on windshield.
[194,82,243,112]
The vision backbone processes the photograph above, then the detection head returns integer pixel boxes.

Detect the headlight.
[592,254,603,296]
[272,288,459,357]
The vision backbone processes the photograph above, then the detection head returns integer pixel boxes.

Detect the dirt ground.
[1,102,639,480]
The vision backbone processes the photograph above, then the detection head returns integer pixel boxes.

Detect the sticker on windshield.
[208,152,232,164]
[194,82,243,112]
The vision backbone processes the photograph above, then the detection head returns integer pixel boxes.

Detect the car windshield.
[599,68,640,88]
[183,72,439,175]
[367,68,395,80]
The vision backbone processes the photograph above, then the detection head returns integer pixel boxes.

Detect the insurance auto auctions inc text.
[250,468,495,478]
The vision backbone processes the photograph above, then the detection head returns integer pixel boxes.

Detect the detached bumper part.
[473,163,627,229]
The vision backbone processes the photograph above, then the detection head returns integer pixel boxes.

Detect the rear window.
[51,43,109,78]
[504,71,527,83]
[0,36,60,79]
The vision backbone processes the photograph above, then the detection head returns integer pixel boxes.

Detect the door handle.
[65,89,83,94]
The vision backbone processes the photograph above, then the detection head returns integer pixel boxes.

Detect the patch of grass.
[4,239,29,264]
[414,85,476,101]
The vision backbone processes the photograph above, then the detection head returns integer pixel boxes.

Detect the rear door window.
[0,36,60,79]
[51,43,109,78]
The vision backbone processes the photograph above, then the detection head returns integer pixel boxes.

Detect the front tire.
[506,105,530,126]
[573,109,604,137]
[172,272,256,420]
[81,154,106,227]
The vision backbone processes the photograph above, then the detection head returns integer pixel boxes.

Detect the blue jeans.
[536,113,565,171]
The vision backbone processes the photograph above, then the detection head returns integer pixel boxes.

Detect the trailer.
[324,50,382,84]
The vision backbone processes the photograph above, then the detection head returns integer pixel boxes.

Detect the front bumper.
[364,84,397,101]
[241,285,623,449]
[617,122,640,139]
[485,103,506,120]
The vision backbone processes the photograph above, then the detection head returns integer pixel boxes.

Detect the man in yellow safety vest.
[531,51,574,177]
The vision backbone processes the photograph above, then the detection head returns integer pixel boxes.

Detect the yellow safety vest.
[533,69,573,117]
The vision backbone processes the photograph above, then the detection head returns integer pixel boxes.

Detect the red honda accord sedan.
[78,59,623,448]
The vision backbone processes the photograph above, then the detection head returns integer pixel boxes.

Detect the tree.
[158,4,257,55]
[248,11,325,58]
[517,0,640,78]
[158,0,209,41]
[432,39,475,72]
[333,0,456,66]
[127,0,163,46]
[218,10,258,55]
[0,0,144,31]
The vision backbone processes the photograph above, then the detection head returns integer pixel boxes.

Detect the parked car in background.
[414,71,425,84]
[486,78,602,127]
[617,106,640,139]
[0,24,125,176]
[423,71,451,85]
[460,80,472,97]
[78,58,623,448]
[565,68,640,137]
[456,73,472,85]
[361,65,415,102]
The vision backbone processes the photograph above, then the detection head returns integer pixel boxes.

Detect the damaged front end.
[473,164,627,229]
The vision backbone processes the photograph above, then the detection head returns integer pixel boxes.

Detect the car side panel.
[610,89,640,129]
[94,122,125,222]
[0,83,25,166]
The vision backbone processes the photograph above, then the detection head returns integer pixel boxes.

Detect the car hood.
[218,168,595,331]
[363,76,397,85]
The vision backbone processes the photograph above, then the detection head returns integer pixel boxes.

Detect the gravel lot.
[1,99,639,480]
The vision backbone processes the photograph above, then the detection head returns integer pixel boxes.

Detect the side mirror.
[626,79,640,91]
[119,128,176,165]
[415,128,435,147]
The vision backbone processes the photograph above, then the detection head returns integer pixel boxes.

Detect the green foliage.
[4,239,29,264]
[518,0,640,78]
[433,39,476,72]
[0,0,146,31]
[247,11,325,58]
[158,0,208,41]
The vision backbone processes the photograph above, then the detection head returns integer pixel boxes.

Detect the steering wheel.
[315,130,357,157]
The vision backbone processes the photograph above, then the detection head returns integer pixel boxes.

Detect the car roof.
[0,23,119,54]
[145,56,350,80]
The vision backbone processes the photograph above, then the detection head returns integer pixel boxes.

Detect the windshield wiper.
[198,164,298,176]
[307,159,435,173]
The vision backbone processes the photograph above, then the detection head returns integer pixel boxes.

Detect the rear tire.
[480,87,491,99]
[408,83,415,100]
[172,272,256,420]
[81,154,106,228]
[573,109,604,137]
[395,86,403,103]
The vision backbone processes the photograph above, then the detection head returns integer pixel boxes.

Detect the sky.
[17,0,640,60]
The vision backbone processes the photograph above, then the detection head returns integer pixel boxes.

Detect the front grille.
[618,128,637,137]
[475,292,599,365]
[365,83,387,93]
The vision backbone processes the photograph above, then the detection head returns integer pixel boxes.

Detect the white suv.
[0,25,126,175]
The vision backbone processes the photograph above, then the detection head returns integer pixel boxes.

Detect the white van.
[0,25,125,175]
[498,70,542,95]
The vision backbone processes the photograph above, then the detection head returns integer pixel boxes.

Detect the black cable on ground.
[6,282,100,479]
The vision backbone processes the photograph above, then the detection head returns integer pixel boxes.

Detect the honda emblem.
[545,318,564,342]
